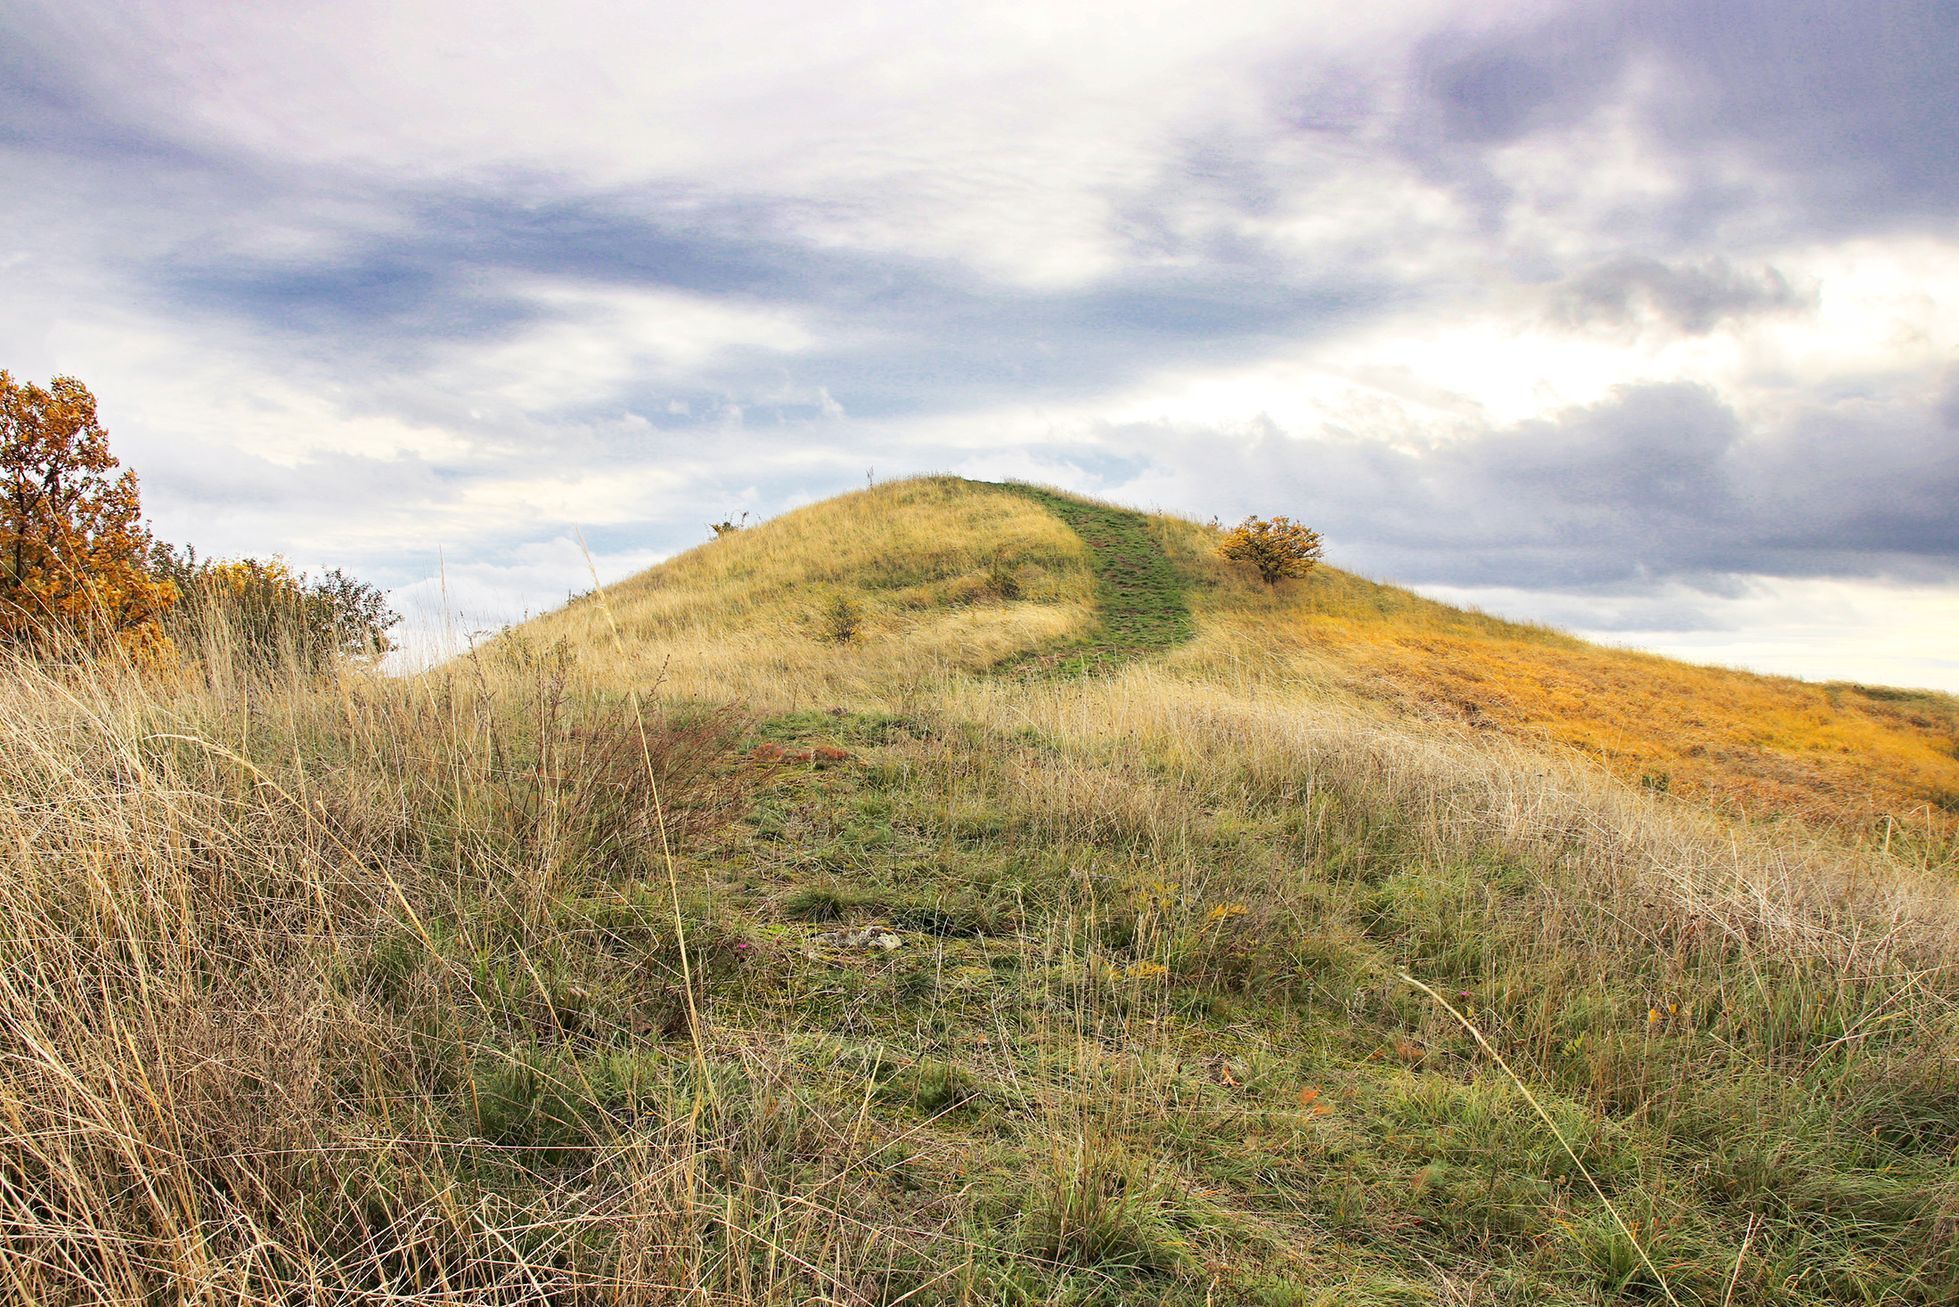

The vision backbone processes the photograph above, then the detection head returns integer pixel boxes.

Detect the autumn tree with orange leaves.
[1218,514,1323,588]
[1,372,176,660]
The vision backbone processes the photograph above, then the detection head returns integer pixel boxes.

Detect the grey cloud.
[1750,402,1959,562]
[146,185,1392,428]
[1099,380,1958,591]
[1649,1,1959,229]
[1402,1,1959,240]
[1417,25,1622,146]
[1554,256,1810,333]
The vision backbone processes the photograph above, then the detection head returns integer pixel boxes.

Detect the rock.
[813,927,904,951]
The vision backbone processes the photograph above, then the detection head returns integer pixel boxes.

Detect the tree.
[1218,515,1323,587]
[0,372,176,659]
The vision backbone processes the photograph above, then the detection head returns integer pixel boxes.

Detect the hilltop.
[533,475,1959,838]
[4,475,1957,1305]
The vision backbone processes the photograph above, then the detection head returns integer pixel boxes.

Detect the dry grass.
[1275,612,1957,829]
[519,475,1096,710]
[943,662,1959,962]
[0,645,939,1302]
[3,476,1957,1304]
[1145,513,1959,839]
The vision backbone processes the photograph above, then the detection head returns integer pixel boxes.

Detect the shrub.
[152,547,399,672]
[1218,515,1323,588]
[820,594,862,643]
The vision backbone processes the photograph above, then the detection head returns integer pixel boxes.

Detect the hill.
[3,475,1957,1305]
[534,476,1959,838]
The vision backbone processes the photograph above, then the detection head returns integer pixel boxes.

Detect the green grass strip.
[999,482,1194,672]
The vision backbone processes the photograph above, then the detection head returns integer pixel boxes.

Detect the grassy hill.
[534,476,1958,839]
[4,475,1957,1304]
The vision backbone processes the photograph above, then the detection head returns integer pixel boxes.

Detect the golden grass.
[1205,606,1959,835]
[0,643,934,1302]
[1135,509,1959,837]
[519,476,1095,710]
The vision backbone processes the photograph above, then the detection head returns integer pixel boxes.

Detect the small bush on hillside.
[1218,515,1323,587]
[152,547,399,672]
[708,512,750,537]
[820,594,862,643]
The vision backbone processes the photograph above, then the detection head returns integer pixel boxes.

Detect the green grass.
[1000,482,1194,670]
[660,708,1959,1303]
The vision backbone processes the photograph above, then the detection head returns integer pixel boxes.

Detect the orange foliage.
[1219,516,1323,587]
[0,372,175,662]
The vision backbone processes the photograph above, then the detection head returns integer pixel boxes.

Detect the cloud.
[1418,574,1959,691]
[1083,379,1959,590]
[1403,1,1959,241]
[1553,256,1810,334]
[2,0,1957,688]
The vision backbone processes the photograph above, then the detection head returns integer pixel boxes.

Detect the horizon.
[4,1,1955,689]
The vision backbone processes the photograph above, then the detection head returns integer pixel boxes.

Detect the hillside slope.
[5,475,1957,1306]
[537,475,1959,838]
[1153,517,1959,840]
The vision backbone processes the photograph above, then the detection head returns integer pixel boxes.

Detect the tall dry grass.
[4,477,1956,1303]
[0,637,957,1303]
[945,665,1959,959]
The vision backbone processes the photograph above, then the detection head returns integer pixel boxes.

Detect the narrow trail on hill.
[999,483,1194,672]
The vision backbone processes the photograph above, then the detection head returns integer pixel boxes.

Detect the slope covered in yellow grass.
[1144,512,1959,838]
[524,475,1097,706]
[541,476,1959,840]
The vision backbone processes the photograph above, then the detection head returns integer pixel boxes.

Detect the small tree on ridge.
[1218,515,1323,588]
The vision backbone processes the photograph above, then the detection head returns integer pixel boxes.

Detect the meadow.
[3,476,1956,1304]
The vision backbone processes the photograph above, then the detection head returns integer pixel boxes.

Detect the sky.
[2,0,1955,686]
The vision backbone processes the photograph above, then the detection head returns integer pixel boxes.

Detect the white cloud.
[2,0,1955,688]
[1423,577,1959,693]
[422,279,818,413]
[14,0,1505,285]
